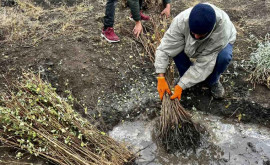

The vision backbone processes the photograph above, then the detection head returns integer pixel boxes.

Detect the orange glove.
[170,85,183,100]
[157,77,171,100]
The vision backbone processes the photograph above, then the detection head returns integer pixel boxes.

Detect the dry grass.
[0,72,134,165]
[0,0,92,45]
[181,0,200,8]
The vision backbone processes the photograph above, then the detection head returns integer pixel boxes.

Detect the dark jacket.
[127,0,171,21]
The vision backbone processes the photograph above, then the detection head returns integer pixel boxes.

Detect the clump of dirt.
[264,160,270,165]
[1,0,16,7]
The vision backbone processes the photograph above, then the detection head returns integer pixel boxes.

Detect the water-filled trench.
[109,112,270,165]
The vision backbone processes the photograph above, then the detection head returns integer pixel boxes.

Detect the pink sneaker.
[101,27,120,43]
[129,11,150,21]
[140,11,150,21]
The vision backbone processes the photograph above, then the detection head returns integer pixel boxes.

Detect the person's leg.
[130,0,149,21]
[162,0,166,8]
[173,51,192,77]
[139,0,143,10]
[207,44,233,85]
[104,0,118,29]
[102,0,120,42]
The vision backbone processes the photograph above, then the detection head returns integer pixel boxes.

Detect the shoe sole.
[100,33,120,43]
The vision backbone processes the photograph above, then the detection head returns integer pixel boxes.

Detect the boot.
[210,80,225,99]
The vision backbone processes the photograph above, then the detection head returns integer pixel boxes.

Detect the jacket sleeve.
[127,0,141,21]
[178,47,220,89]
[154,16,185,73]
[178,19,232,89]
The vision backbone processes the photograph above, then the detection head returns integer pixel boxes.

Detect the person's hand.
[170,85,183,100]
[161,4,171,18]
[133,21,143,38]
[157,77,171,100]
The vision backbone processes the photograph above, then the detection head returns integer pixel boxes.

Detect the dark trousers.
[173,44,233,86]
[103,0,143,29]
[104,0,118,29]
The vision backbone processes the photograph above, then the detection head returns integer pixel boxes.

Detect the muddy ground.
[0,0,270,164]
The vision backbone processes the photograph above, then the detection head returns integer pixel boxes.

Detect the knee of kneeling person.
[218,52,232,65]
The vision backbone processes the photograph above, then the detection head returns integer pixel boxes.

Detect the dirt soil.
[0,0,270,164]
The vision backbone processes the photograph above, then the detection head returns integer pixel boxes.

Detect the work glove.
[157,77,171,100]
[170,85,183,100]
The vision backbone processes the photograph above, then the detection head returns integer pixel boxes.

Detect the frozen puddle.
[109,121,157,164]
[109,113,270,165]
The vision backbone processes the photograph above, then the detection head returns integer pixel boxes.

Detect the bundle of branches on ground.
[157,93,201,152]
[248,34,270,88]
[139,10,202,152]
[139,14,171,63]
[0,72,133,165]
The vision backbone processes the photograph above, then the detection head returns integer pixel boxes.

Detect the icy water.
[109,112,270,165]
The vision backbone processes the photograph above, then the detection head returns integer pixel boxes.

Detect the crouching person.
[155,3,237,100]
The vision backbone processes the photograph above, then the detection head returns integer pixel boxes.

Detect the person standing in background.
[101,0,171,42]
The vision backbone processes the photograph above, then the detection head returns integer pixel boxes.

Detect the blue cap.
[189,3,216,34]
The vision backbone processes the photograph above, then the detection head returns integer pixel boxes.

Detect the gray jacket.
[154,3,237,89]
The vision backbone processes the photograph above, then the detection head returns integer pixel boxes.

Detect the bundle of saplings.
[0,72,133,165]
[157,92,201,153]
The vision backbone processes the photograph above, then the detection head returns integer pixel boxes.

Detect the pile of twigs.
[157,93,201,152]
[0,72,133,165]
[139,15,171,63]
